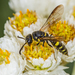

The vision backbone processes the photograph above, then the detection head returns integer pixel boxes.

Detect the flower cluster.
[0,0,75,75]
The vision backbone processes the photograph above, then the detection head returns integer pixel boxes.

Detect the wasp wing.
[40,36,65,42]
[40,5,64,32]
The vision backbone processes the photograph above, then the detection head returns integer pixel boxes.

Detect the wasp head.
[26,34,33,46]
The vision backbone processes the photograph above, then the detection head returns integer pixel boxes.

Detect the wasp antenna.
[19,42,27,55]
[17,36,25,40]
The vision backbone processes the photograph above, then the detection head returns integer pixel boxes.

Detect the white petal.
[0,36,21,54]
[23,66,69,75]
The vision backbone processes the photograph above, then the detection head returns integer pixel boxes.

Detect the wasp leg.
[37,42,40,45]
[49,34,52,37]
[53,51,57,62]
[54,52,56,60]
[46,41,52,47]
[42,41,45,46]
[37,41,45,46]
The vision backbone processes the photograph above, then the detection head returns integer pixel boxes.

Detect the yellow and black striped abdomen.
[51,41,68,56]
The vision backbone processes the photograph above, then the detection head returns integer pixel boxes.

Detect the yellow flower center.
[0,48,10,65]
[48,21,75,43]
[23,41,54,61]
[8,9,37,33]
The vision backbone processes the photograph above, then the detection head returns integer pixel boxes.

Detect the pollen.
[48,20,75,43]
[23,41,54,61]
[8,10,37,33]
[0,48,10,65]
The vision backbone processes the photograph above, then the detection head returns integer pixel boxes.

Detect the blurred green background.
[0,0,14,37]
[0,0,74,75]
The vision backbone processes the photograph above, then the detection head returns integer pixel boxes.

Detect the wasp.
[18,4,68,56]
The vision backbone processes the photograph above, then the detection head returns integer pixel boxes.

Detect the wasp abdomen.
[51,41,68,55]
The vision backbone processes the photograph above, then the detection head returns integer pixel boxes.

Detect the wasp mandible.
[18,4,68,56]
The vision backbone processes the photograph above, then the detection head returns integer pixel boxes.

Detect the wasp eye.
[26,34,32,45]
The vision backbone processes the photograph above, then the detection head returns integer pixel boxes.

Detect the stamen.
[27,9,30,17]
[40,45,44,52]
[6,56,10,64]
[63,20,66,28]
[8,17,13,24]
[0,48,3,54]
[19,15,22,24]
[13,13,17,18]
[27,9,30,13]
[20,11,23,18]
[59,21,61,24]
[5,50,10,56]
[56,23,59,30]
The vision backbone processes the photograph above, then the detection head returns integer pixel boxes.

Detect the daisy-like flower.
[48,19,75,62]
[8,0,75,17]
[0,48,26,75]
[4,9,44,44]
[20,40,69,75]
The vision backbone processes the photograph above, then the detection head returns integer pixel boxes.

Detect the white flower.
[8,0,75,17]
[4,11,44,43]
[0,52,26,75]
[19,40,68,75]
[60,9,75,62]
